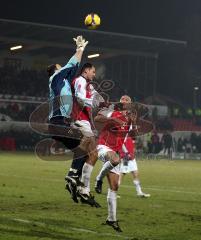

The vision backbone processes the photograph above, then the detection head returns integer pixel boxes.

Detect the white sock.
[107,188,117,221]
[81,162,93,193]
[118,178,121,187]
[133,179,143,195]
[96,161,114,181]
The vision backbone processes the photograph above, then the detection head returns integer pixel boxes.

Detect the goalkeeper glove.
[73,35,89,51]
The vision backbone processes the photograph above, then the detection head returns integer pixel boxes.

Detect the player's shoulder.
[75,75,86,83]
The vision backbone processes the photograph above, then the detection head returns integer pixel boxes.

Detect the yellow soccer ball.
[84,13,101,30]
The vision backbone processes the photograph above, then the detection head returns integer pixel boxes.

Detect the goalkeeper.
[47,36,90,199]
[48,35,88,125]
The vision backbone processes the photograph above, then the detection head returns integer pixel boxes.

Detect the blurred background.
[0,0,201,159]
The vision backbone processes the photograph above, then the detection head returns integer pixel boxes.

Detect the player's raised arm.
[73,36,89,63]
[64,36,89,67]
[48,36,88,82]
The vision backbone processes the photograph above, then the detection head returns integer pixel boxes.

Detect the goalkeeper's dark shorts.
[49,116,82,150]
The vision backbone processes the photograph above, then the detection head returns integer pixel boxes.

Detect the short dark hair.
[47,64,56,77]
[80,63,94,74]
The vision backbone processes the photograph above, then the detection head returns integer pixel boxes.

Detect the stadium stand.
[1,19,201,158]
[0,66,48,97]
[171,118,201,131]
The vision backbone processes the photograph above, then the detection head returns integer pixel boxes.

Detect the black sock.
[68,147,88,178]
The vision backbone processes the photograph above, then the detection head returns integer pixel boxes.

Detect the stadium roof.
[0,18,187,59]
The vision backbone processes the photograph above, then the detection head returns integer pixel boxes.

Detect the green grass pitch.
[0,151,201,240]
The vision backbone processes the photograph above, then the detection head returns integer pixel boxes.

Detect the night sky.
[0,0,195,39]
[1,0,201,106]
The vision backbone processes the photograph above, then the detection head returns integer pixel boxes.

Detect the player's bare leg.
[118,172,125,186]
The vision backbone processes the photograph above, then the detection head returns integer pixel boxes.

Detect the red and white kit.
[97,105,131,174]
[119,136,138,173]
[71,76,99,137]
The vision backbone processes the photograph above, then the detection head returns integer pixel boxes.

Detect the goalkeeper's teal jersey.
[49,56,79,120]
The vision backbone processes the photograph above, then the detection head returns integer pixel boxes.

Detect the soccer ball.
[84,13,101,30]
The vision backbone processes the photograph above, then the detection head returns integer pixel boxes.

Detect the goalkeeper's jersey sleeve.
[48,56,79,120]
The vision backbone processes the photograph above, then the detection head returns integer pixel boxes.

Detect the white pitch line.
[13,218,31,224]
[121,184,201,195]
[12,218,132,240]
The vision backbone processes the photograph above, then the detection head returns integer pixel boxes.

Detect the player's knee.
[73,147,88,160]
[111,182,119,191]
[133,170,139,178]
[111,154,120,166]
[106,151,120,166]
[92,149,98,160]
[87,149,98,165]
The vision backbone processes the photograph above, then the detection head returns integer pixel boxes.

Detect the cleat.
[65,176,78,203]
[137,192,151,198]
[65,182,78,203]
[105,220,122,232]
[65,175,77,185]
[95,180,103,194]
[65,183,78,203]
[91,195,101,208]
[78,191,101,208]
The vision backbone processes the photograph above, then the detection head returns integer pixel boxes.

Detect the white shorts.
[120,159,138,174]
[74,120,94,137]
[97,144,121,175]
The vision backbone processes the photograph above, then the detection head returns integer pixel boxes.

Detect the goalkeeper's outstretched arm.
[73,35,89,63]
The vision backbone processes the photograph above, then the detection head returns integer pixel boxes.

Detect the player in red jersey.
[94,100,133,232]
[65,63,103,206]
[119,137,150,197]
[118,117,150,197]
[95,96,151,199]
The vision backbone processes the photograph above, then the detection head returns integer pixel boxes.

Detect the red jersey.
[71,76,93,122]
[98,107,131,152]
[120,137,135,159]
